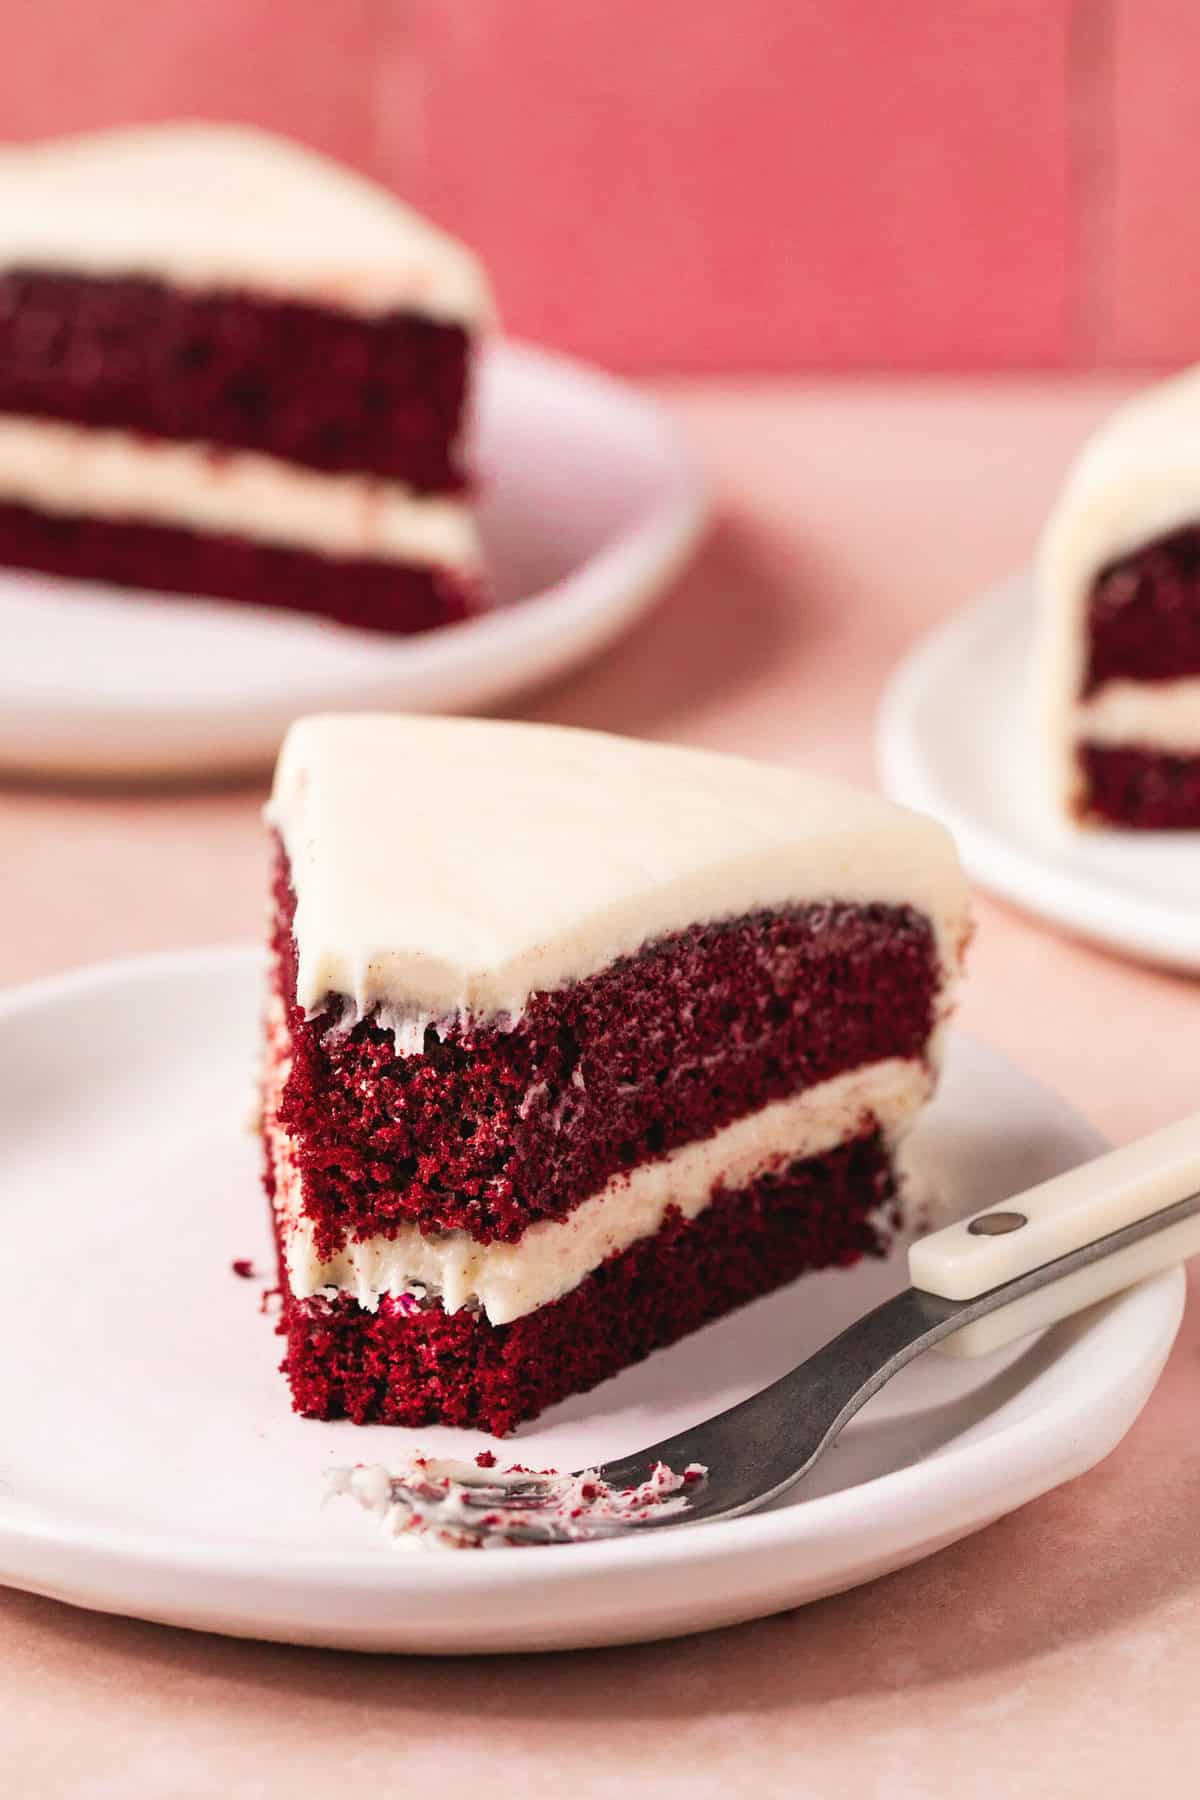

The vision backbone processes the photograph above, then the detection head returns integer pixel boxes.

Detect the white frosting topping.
[1074,677,1200,754]
[267,714,970,1029]
[0,416,480,569]
[1035,366,1200,809]
[276,1058,932,1324]
[0,123,492,324]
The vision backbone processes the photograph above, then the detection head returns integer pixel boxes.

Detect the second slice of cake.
[0,124,491,635]
[263,714,970,1435]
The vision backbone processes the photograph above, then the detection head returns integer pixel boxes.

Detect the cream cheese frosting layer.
[267,714,970,1035]
[1074,678,1200,754]
[1035,366,1200,808]
[0,417,481,568]
[275,1058,932,1325]
[0,123,492,325]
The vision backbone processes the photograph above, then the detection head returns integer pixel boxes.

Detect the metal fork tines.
[331,1456,708,1547]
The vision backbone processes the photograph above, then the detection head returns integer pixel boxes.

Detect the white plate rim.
[0,947,1184,1651]
[876,571,1200,971]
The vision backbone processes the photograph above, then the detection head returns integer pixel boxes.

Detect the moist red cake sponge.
[262,714,970,1434]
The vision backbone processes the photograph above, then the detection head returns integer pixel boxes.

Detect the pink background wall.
[2,0,1196,373]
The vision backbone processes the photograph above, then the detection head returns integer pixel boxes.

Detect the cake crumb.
[231,1258,257,1279]
[327,1453,709,1550]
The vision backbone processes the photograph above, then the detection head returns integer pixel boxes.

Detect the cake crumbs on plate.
[327,1453,708,1550]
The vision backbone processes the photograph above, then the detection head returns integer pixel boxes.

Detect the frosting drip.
[266,714,970,1030]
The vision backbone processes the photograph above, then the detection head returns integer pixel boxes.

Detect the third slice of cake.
[263,715,970,1434]
[1037,366,1200,826]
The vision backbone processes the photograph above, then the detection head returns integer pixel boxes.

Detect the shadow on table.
[508,504,812,741]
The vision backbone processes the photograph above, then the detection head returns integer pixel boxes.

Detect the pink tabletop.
[3,379,1198,1796]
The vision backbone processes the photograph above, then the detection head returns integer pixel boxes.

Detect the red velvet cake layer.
[0,269,470,488]
[1084,526,1200,694]
[1078,743,1200,828]
[0,500,480,634]
[271,845,940,1255]
[275,1131,894,1435]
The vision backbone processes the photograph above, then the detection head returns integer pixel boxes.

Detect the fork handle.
[908,1112,1200,1357]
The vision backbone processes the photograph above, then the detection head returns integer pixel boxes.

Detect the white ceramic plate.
[877,572,1200,971]
[0,946,1182,1653]
[0,341,706,779]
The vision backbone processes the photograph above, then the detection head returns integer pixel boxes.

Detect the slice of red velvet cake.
[1037,367,1200,826]
[263,714,971,1435]
[0,124,492,634]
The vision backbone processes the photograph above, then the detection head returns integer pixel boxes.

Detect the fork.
[377,1113,1200,1545]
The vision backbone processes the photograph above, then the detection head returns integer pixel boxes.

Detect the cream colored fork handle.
[909,1113,1200,1358]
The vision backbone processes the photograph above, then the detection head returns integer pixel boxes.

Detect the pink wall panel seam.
[1066,0,1117,367]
